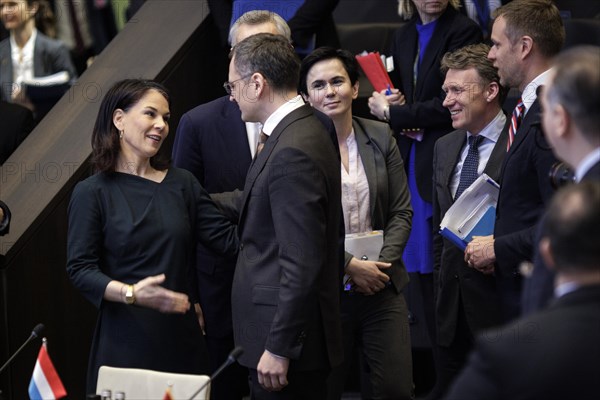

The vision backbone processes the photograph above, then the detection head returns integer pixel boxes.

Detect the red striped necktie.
[507,98,525,152]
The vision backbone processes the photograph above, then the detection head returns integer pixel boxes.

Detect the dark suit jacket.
[172,95,251,337]
[0,200,10,236]
[0,101,35,165]
[346,117,412,293]
[220,104,343,371]
[521,161,600,315]
[493,99,557,319]
[388,6,482,202]
[0,32,77,102]
[445,285,600,400]
[432,121,508,346]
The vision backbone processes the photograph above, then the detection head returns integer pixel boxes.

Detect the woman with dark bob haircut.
[300,47,414,399]
[67,79,239,391]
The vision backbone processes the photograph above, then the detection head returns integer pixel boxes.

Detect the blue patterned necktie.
[455,135,484,200]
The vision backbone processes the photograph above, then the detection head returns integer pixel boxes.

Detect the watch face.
[125,285,135,304]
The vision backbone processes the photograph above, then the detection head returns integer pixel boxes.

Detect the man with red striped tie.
[464,0,562,322]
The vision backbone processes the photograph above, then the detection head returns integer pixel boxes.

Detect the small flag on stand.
[28,338,67,400]
[163,385,174,400]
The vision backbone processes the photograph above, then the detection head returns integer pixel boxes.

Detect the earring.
[119,130,124,139]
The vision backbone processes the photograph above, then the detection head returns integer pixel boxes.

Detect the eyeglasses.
[223,74,253,95]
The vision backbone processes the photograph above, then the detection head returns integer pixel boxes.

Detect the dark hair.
[91,79,170,173]
[232,33,300,92]
[546,46,600,141]
[298,47,359,97]
[493,0,564,58]
[542,182,600,271]
[440,43,508,105]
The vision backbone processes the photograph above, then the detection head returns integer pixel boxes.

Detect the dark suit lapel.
[502,99,541,169]
[415,8,452,98]
[353,119,378,216]
[398,22,417,101]
[483,116,510,184]
[223,99,252,162]
[239,105,313,223]
[441,130,467,202]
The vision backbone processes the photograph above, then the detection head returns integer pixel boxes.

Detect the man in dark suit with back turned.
[172,11,291,400]
[172,10,337,400]
[215,33,342,399]
[445,181,600,400]
[431,43,508,399]
[466,0,563,322]
[521,45,600,314]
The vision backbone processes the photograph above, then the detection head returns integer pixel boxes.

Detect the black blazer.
[0,101,35,165]
[445,285,600,400]
[346,117,412,293]
[432,121,508,346]
[493,99,558,319]
[216,105,344,371]
[388,6,482,202]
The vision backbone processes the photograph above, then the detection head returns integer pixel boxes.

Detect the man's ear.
[519,35,534,60]
[251,72,267,99]
[486,81,500,102]
[539,237,556,271]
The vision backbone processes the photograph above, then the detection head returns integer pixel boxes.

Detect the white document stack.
[439,174,500,251]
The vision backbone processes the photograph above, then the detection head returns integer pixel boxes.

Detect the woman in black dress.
[66,79,239,391]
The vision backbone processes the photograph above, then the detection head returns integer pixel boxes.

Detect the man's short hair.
[493,0,564,58]
[546,46,600,141]
[441,43,508,105]
[542,182,600,271]
[232,33,300,92]
[228,10,291,45]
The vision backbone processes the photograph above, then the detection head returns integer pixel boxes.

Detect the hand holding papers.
[344,231,389,292]
[355,52,394,93]
[439,174,499,251]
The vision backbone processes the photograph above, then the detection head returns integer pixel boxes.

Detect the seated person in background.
[0,200,10,235]
[0,100,35,164]
[300,47,413,399]
[0,0,77,118]
[445,182,600,400]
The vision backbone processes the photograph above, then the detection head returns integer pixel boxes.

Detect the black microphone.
[0,323,45,375]
[187,346,243,400]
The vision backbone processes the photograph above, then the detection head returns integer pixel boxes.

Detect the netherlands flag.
[28,339,67,400]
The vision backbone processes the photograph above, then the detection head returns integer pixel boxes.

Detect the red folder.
[355,52,394,93]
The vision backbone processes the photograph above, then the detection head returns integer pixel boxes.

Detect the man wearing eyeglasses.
[172,10,337,400]
[213,33,342,399]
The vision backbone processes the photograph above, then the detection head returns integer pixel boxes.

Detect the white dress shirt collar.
[262,95,305,137]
